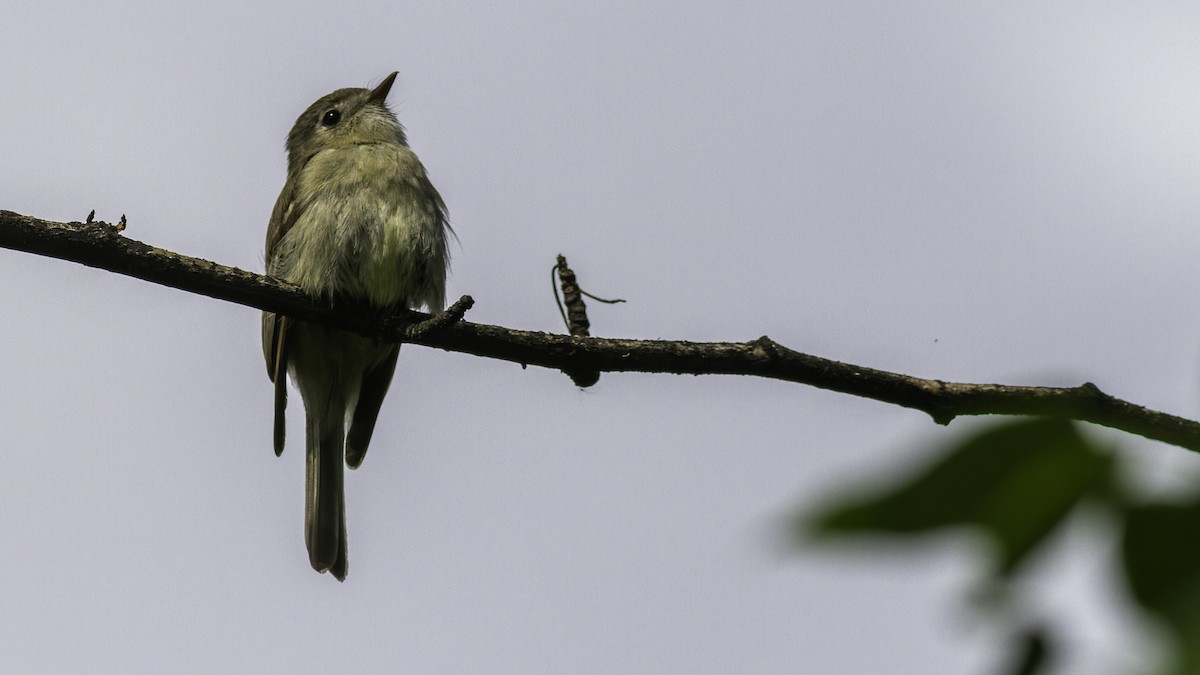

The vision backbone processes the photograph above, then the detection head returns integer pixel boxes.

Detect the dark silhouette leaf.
[1122,496,1200,663]
[999,625,1052,675]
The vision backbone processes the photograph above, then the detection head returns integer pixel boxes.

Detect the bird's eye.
[321,109,341,127]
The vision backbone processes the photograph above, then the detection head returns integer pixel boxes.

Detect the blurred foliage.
[810,419,1113,576]
[1006,626,1053,675]
[796,417,1200,675]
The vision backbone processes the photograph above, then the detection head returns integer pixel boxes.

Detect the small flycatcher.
[262,72,450,581]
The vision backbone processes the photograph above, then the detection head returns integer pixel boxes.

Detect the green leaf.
[805,418,1112,574]
[1122,497,1200,652]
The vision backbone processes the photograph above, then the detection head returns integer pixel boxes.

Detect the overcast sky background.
[4,2,1200,673]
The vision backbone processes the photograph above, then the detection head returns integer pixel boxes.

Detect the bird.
[262,72,450,580]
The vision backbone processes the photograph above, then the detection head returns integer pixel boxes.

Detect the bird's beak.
[367,72,398,104]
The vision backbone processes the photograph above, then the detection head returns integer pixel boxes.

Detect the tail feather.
[305,408,347,580]
[346,346,400,468]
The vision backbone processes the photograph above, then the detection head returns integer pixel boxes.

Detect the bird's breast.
[272,143,447,310]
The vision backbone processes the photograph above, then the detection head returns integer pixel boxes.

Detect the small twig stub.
[555,254,592,337]
[554,255,602,387]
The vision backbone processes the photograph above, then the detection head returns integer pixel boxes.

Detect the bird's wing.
[263,173,304,455]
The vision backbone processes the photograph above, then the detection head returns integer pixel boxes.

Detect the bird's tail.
[305,404,347,581]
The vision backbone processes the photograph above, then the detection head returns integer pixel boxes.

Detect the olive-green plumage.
[263,72,449,581]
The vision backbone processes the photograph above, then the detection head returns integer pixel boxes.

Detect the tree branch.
[3,209,1199,452]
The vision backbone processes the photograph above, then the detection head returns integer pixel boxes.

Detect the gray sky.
[3,2,1199,673]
